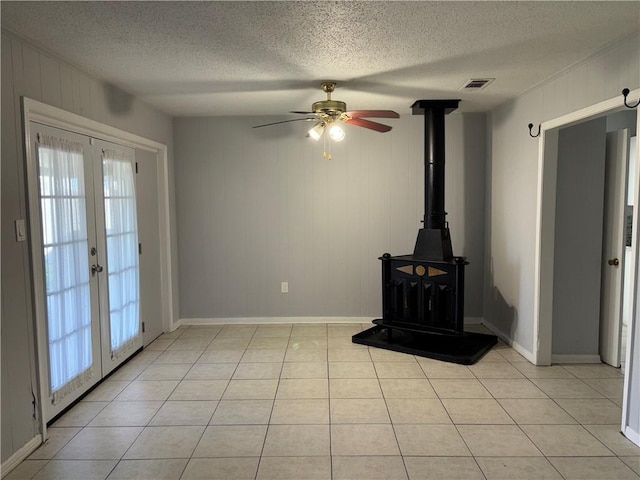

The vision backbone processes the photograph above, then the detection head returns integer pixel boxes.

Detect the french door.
[30,123,142,421]
[93,139,141,375]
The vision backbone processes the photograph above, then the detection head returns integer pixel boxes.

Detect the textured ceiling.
[2,1,638,116]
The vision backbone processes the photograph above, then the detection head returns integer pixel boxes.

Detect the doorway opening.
[534,94,639,366]
[533,89,640,446]
[547,112,636,366]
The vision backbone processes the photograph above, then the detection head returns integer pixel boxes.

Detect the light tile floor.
[8,323,640,480]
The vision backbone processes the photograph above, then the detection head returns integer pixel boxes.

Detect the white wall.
[485,33,640,355]
[0,30,176,464]
[174,112,487,320]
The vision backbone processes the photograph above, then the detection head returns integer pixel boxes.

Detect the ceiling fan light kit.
[308,122,325,140]
[253,82,399,153]
[328,124,345,141]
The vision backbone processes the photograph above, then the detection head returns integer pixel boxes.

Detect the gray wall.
[0,31,175,463]
[485,33,640,355]
[552,118,607,355]
[606,110,637,133]
[174,113,487,320]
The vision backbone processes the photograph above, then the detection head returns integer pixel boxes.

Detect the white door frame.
[623,135,640,446]
[23,97,175,441]
[533,89,640,366]
[532,89,640,443]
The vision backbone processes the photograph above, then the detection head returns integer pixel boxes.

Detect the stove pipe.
[411,100,460,262]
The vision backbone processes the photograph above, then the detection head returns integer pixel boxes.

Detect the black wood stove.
[352,100,497,364]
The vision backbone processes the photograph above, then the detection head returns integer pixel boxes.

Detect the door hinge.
[135,162,138,174]
[138,243,142,255]
[142,322,145,333]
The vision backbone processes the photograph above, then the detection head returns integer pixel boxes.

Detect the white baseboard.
[1,435,42,479]
[180,317,375,326]
[179,316,485,327]
[551,354,602,364]
[481,318,536,364]
[623,426,640,447]
[480,319,602,365]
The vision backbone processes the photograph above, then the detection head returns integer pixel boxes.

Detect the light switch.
[15,219,26,242]
[281,282,289,293]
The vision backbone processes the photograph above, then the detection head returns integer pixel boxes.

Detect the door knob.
[608,258,620,266]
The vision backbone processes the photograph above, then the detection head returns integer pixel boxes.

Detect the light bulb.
[308,122,325,141]
[328,124,345,141]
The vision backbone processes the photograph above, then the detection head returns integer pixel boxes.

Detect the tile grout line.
[252,324,290,479]
[375,352,411,480]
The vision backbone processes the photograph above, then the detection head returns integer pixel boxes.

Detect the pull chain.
[323,134,327,159]
[321,132,333,160]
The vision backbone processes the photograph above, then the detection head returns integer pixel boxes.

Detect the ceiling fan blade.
[252,117,316,128]
[344,118,393,133]
[346,110,399,119]
[289,111,317,115]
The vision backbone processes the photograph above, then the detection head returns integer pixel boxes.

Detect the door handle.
[91,264,104,276]
[608,258,620,267]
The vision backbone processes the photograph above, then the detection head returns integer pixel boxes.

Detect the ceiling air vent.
[460,78,495,91]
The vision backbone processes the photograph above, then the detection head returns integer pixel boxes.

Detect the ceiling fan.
[252,82,399,142]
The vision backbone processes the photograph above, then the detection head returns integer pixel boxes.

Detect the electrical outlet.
[281,282,289,294]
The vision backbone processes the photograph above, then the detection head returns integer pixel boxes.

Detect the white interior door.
[600,129,630,367]
[31,123,102,420]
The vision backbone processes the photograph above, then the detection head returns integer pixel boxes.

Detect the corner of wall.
[482,318,536,364]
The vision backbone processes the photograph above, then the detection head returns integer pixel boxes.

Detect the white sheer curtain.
[37,134,93,404]
[102,150,140,358]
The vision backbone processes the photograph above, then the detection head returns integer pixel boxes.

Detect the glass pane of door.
[33,125,101,418]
